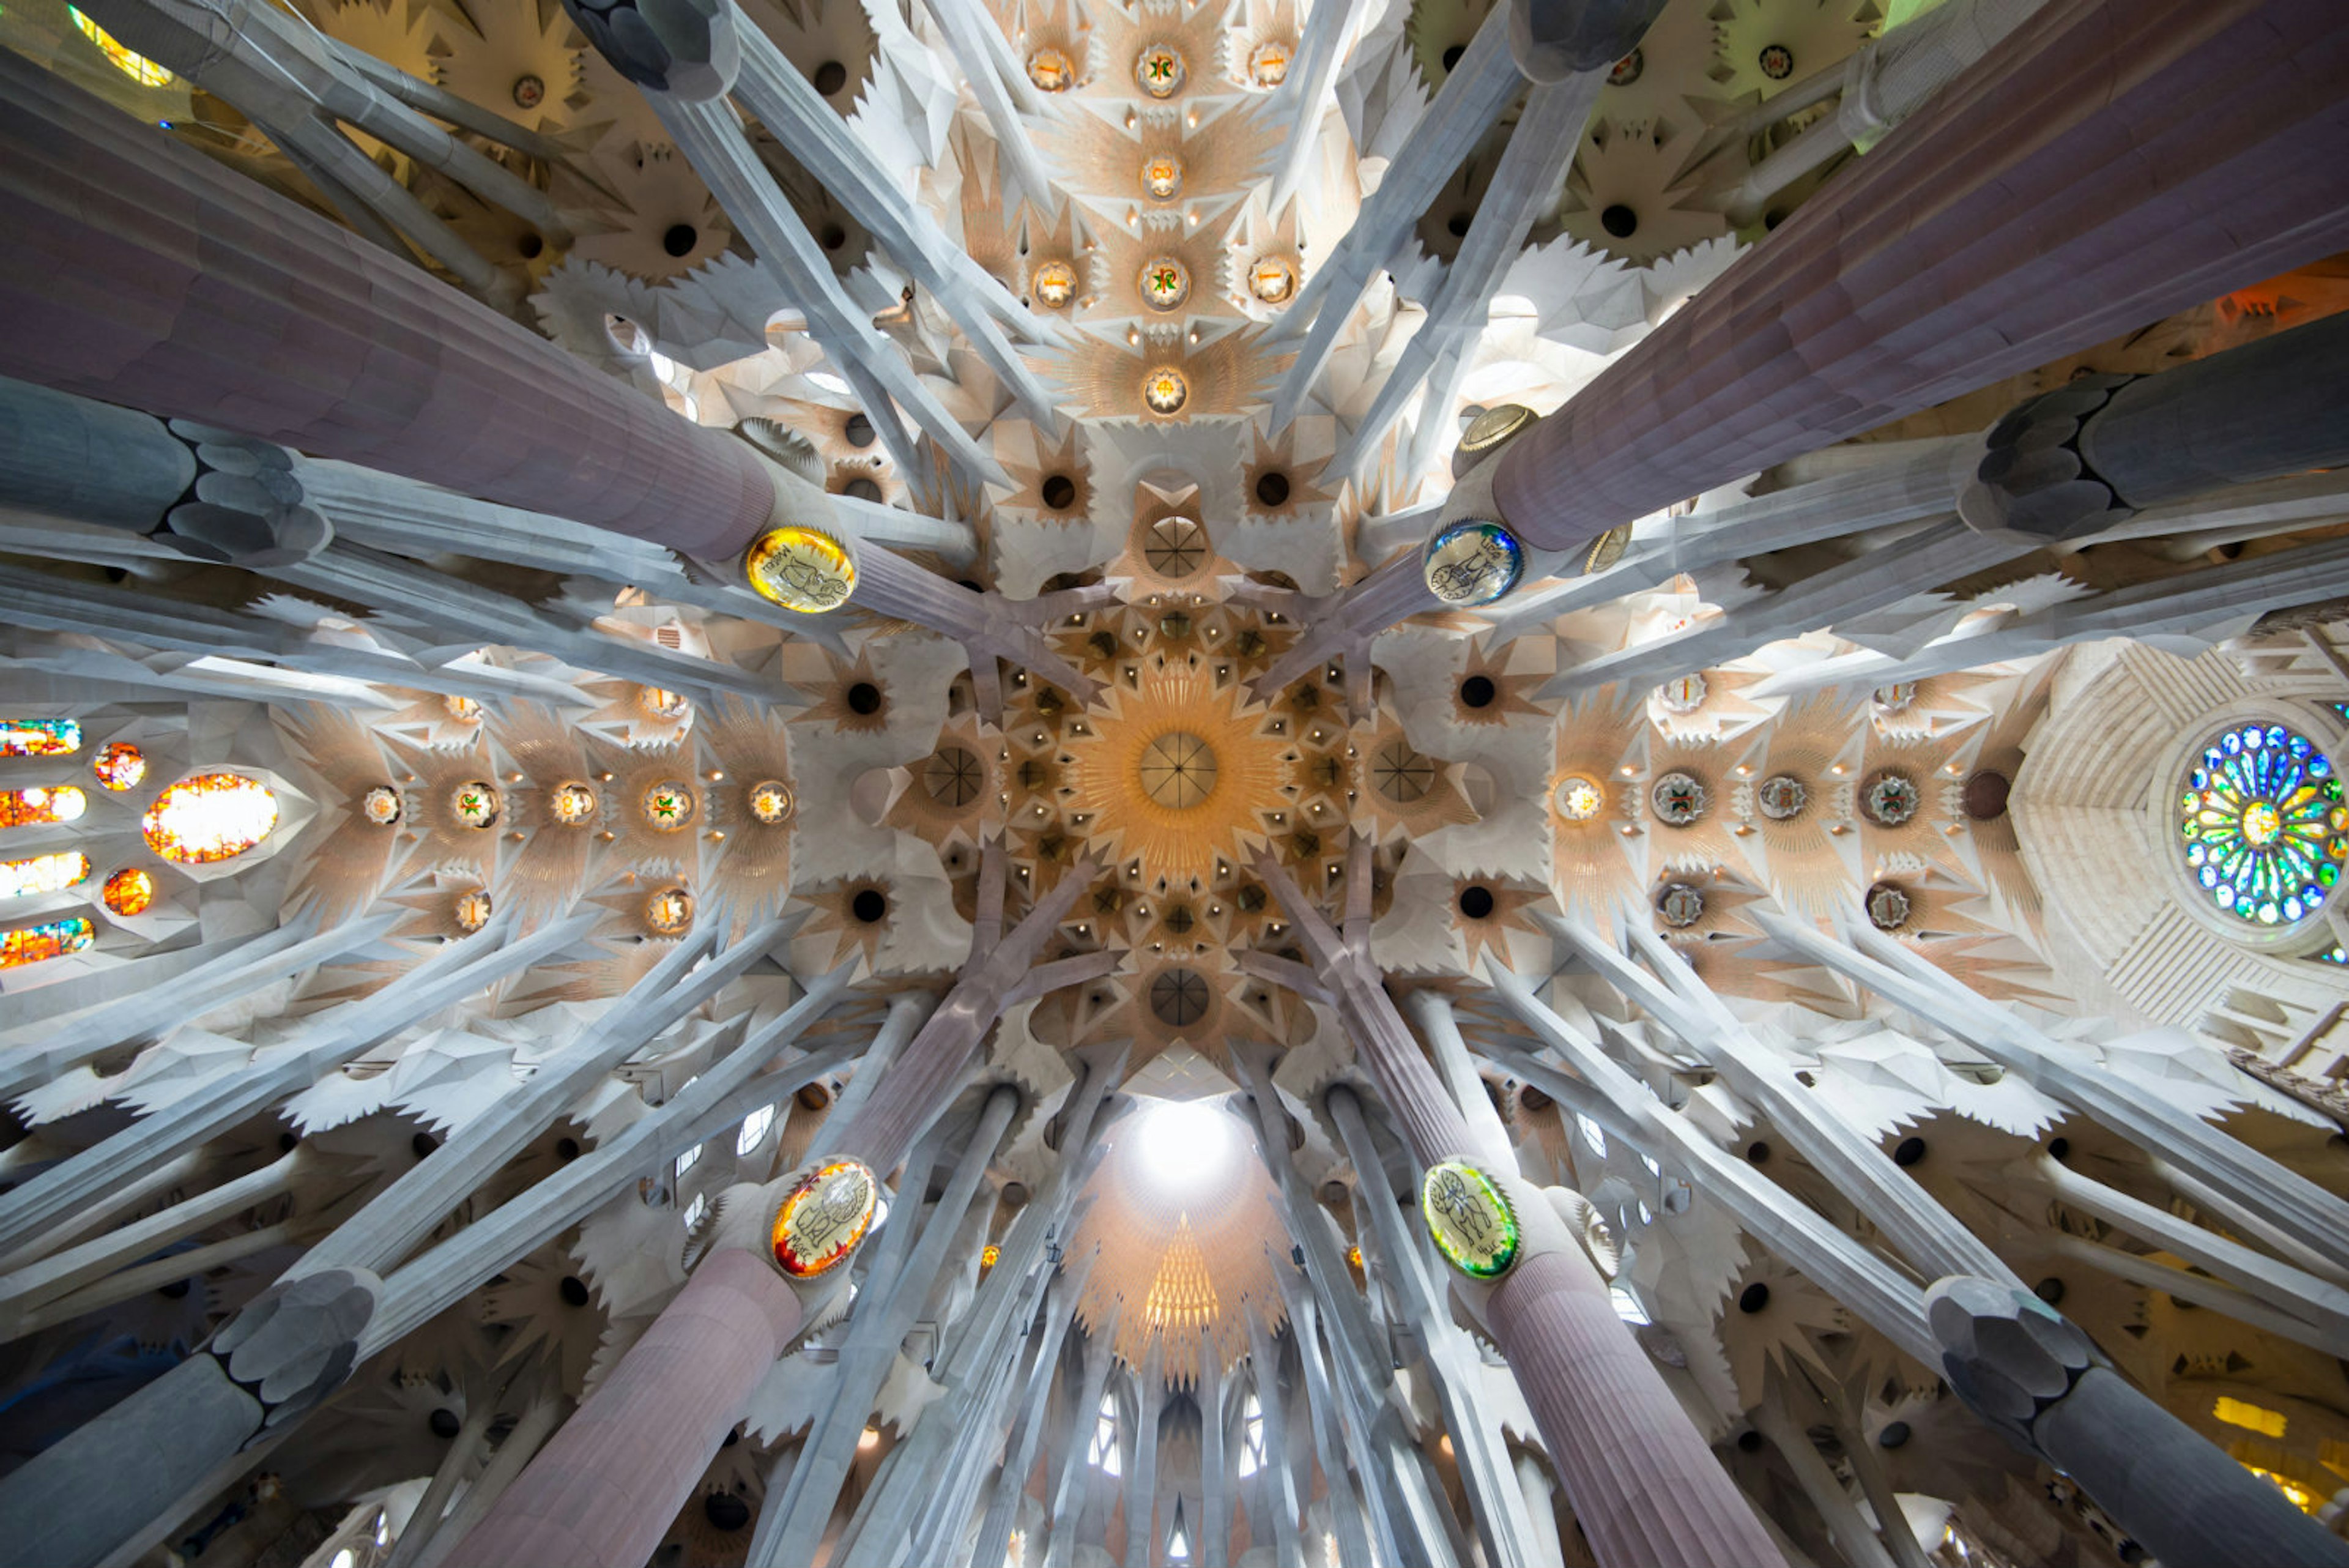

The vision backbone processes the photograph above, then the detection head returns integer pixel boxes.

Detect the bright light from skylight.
[1128,1098,1237,1198]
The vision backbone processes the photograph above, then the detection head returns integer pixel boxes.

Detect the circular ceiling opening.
[1149,967,1211,1027]
[1127,1096,1237,1196]
[1138,732,1218,809]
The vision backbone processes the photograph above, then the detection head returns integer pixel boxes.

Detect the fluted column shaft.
[0,51,775,555]
[1490,0,2349,554]
[443,1249,803,1568]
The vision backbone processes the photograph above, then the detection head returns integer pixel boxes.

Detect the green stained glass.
[2178,723,2346,927]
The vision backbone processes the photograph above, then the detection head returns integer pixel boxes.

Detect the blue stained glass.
[2179,721,2348,929]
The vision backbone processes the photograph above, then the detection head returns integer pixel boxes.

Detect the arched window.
[737,1102,777,1156]
[1088,1391,1121,1476]
[1236,1393,1264,1477]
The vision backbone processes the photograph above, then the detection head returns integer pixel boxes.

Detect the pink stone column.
[1485,1250,1785,1568]
[1491,0,2349,554]
[441,1249,804,1568]
[0,50,774,557]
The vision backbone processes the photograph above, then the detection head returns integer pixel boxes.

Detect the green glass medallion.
[1420,1159,1520,1279]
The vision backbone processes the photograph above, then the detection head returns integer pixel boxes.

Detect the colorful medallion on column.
[745,526,856,613]
[771,1158,880,1278]
[1420,1159,1521,1279]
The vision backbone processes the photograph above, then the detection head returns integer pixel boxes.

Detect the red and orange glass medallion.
[770,1158,879,1279]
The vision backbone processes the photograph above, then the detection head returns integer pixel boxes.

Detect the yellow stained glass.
[0,786,87,829]
[69,9,174,86]
[0,852,91,899]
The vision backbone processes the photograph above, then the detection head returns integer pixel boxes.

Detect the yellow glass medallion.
[745,526,856,613]
[771,1158,880,1277]
[1142,367,1190,416]
[1421,1159,1520,1279]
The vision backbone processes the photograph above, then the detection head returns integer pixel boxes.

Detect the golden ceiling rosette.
[1061,662,1298,888]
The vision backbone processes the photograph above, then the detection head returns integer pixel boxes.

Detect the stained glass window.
[0,852,91,899]
[0,786,87,828]
[2178,723,2348,926]
[68,8,174,84]
[143,773,278,864]
[102,868,153,916]
[1,916,95,968]
[92,742,145,790]
[1,720,80,757]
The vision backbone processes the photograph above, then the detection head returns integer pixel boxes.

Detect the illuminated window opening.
[2214,1396,2287,1438]
[736,1102,776,1156]
[1610,1285,1650,1326]
[69,9,175,85]
[675,1139,702,1180]
[1088,1392,1121,1476]
[1237,1393,1264,1477]
[1576,1113,1608,1157]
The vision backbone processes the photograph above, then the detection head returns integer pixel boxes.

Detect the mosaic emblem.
[1658,882,1705,928]
[1248,255,1299,304]
[1862,772,1921,827]
[1866,882,1911,931]
[771,1158,880,1278]
[362,785,403,826]
[1652,771,1708,826]
[1247,39,1291,86]
[1758,42,1794,80]
[642,779,697,832]
[1459,404,1534,458]
[1872,682,1917,713]
[1607,48,1642,86]
[1756,774,1808,821]
[1135,42,1185,98]
[644,886,694,935]
[450,781,502,830]
[1420,1159,1520,1280]
[92,742,146,792]
[640,686,691,722]
[1422,519,1524,607]
[102,867,153,917]
[455,889,493,932]
[1142,366,1190,416]
[1140,154,1184,201]
[1555,775,1605,821]
[2180,723,2347,926]
[1026,46,1074,91]
[1657,673,1707,714]
[1031,260,1078,309]
[550,783,598,825]
[1582,523,1631,576]
[1140,258,1190,311]
[749,779,795,825]
[444,694,483,723]
[745,526,856,613]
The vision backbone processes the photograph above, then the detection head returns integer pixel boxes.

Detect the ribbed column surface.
[1493,0,2349,552]
[442,1248,804,1568]
[1485,1249,1787,1568]
[0,51,774,555]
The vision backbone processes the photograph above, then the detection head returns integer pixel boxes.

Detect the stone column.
[0,50,777,556]
[1472,0,2349,557]
[1928,1277,2349,1568]
[1255,857,1787,1568]
[441,1250,805,1568]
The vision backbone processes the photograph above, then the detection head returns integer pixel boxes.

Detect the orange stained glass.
[102,868,154,916]
[1,916,95,968]
[0,786,87,828]
[92,742,146,791]
[142,773,278,864]
[771,1159,878,1277]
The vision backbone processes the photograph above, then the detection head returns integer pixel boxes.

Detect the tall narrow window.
[1088,1392,1121,1476]
[1167,1501,1192,1562]
[1237,1393,1265,1477]
[737,1102,777,1156]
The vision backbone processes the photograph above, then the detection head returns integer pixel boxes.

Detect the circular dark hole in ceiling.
[2047,1136,2070,1161]
[705,1492,752,1531]
[1600,204,1638,239]
[1892,1136,1926,1167]
[844,412,876,448]
[1964,770,2012,820]
[555,1136,580,1161]
[412,1131,440,1159]
[518,234,544,260]
[1737,1282,1770,1313]
[1255,472,1291,507]
[1735,1430,1763,1453]
[2034,1276,2066,1306]
[1878,1421,1910,1449]
[820,224,848,252]
[1746,1140,1770,1164]
[843,477,883,502]
[558,1275,591,1307]
[662,223,698,258]
[846,682,883,715]
[279,1131,300,1153]
[797,1081,833,1110]
[1041,474,1078,510]
[812,59,848,95]
[1149,967,1211,1028]
[1460,675,1496,708]
[1458,885,1496,920]
[158,1278,192,1299]
[1445,212,1472,238]
[430,1407,462,1440]
[1440,43,1464,70]
[851,889,888,924]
